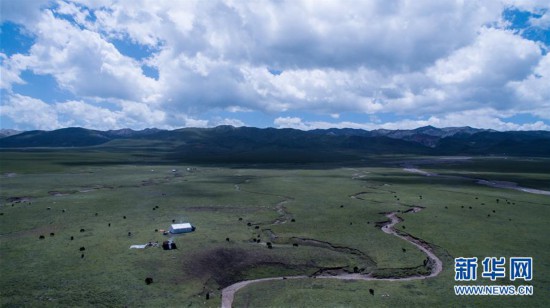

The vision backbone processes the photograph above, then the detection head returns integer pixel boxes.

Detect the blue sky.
[1,0,549,131]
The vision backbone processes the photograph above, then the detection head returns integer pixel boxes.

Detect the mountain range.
[1,126,549,162]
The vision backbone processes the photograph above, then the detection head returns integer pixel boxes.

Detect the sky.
[1,0,549,131]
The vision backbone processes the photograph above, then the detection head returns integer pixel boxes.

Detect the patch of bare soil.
[184,247,309,289]
[6,196,32,203]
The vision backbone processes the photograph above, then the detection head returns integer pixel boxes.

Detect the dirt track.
[220,207,442,308]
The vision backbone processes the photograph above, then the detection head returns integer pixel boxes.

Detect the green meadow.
[1,150,549,307]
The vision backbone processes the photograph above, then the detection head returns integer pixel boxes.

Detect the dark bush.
[70,236,74,240]
[80,229,85,232]
[79,247,85,251]
[145,277,153,285]
[369,289,374,296]
[39,235,45,239]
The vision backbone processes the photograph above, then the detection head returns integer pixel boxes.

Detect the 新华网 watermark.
[454,257,533,296]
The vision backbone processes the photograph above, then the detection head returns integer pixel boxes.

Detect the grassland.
[0,150,549,307]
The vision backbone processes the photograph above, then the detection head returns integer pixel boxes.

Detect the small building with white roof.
[169,223,195,234]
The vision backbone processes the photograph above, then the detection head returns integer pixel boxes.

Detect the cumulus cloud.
[274,111,550,131]
[2,94,61,130]
[1,0,549,131]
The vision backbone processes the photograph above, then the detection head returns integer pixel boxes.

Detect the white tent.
[170,223,195,234]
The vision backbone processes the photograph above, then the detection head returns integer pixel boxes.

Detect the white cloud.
[507,53,550,119]
[0,0,51,24]
[0,53,26,90]
[274,109,550,131]
[1,94,61,130]
[1,0,549,131]
[210,117,245,127]
[1,9,158,103]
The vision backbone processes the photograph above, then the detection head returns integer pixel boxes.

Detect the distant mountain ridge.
[1,126,549,160]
